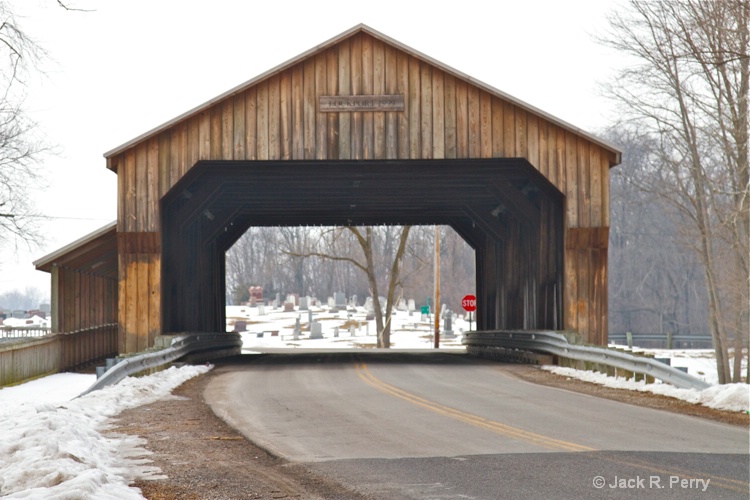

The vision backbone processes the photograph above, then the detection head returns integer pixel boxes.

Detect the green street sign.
[420,306,430,315]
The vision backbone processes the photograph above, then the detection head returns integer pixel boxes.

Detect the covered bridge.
[36,24,620,355]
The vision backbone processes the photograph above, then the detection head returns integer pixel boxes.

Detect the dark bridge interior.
[161,159,564,334]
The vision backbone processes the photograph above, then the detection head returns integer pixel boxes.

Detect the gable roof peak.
[104,23,620,164]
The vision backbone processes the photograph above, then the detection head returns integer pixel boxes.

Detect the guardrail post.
[626,332,633,349]
[666,332,673,350]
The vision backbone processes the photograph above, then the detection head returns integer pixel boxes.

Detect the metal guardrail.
[463,330,711,390]
[78,332,242,397]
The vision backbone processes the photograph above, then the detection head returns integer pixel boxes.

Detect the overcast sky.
[0,0,624,298]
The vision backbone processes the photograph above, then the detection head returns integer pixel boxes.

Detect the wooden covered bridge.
[35,24,620,357]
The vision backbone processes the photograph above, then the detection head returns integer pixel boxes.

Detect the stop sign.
[462,294,477,312]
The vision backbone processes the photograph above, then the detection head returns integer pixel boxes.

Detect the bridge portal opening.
[224,224,476,345]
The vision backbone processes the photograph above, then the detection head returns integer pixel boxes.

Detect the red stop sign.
[462,294,477,312]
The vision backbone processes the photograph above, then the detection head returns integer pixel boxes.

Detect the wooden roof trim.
[33,221,117,273]
[103,23,621,167]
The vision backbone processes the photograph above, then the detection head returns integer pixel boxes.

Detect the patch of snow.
[0,365,210,499]
[542,365,749,413]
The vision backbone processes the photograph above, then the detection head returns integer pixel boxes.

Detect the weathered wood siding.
[52,267,118,335]
[108,31,614,349]
[49,266,119,366]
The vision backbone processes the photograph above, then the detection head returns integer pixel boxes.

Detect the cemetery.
[226,293,466,349]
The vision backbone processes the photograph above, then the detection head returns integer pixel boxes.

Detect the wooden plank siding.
[44,265,119,369]
[108,30,617,350]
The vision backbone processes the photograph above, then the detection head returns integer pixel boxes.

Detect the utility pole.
[434,225,440,349]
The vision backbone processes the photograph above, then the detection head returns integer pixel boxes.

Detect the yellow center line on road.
[354,362,749,494]
[355,362,594,453]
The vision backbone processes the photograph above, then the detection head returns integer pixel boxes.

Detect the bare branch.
[56,1,95,12]
[283,250,368,273]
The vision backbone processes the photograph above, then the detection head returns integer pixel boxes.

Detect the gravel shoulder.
[109,361,748,500]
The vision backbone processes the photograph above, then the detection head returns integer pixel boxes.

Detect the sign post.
[434,226,440,349]
[462,294,476,331]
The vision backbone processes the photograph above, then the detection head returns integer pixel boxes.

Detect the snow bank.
[0,365,210,499]
[542,366,750,413]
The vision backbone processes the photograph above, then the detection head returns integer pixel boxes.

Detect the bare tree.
[0,285,45,310]
[351,226,411,348]
[285,226,411,348]
[601,0,749,383]
[0,2,56,260]
[608,128,710,337]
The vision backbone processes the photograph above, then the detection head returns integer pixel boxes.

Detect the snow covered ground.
[225,303,467,351]
[0,366,209,499]
[0,304,747,498]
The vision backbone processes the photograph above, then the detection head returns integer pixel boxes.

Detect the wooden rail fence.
[0,324,118,387]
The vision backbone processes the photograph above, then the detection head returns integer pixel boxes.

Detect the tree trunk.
[382,226,411,349]
[347,226,412,348]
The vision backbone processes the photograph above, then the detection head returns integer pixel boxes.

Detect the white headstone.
[310,321,323,339]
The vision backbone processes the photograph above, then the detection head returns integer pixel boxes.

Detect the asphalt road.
[205,350,749,499]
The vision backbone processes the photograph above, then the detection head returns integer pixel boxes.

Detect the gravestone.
[299,296,309,310]
[364,297,375,320]
[334,292,346,310]
[443,310,455,338]
[257,304,265,315]
[234,321,247,332]
[310,321,323,339]
[397,299,407,311]
[293,316,301,340]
